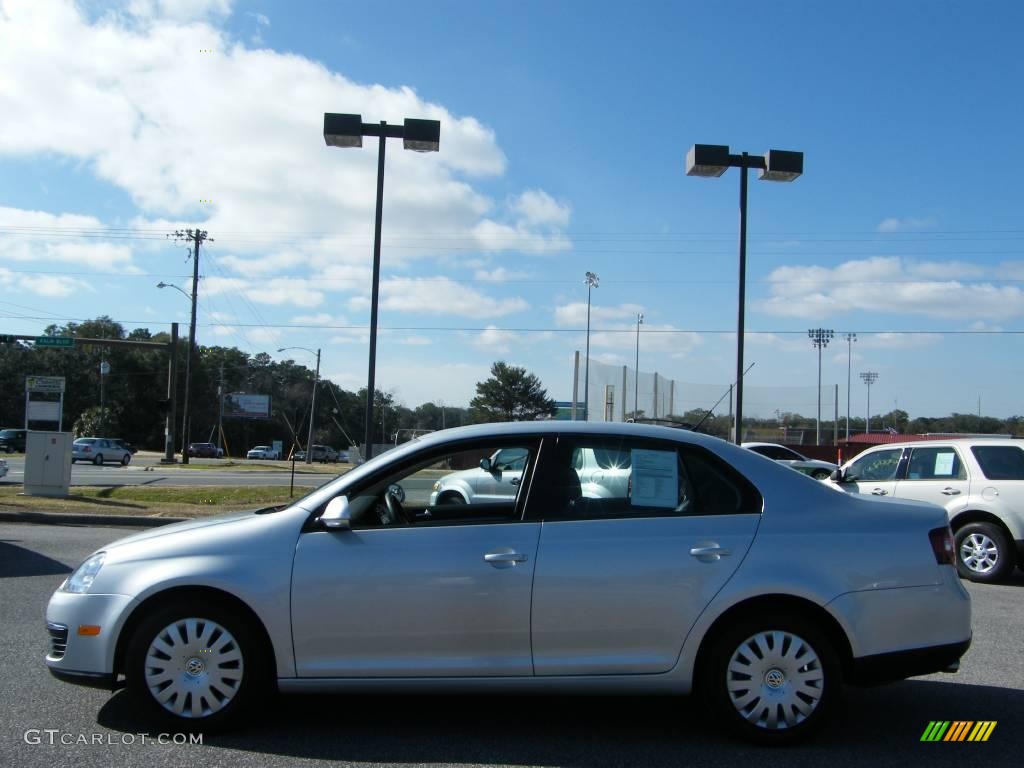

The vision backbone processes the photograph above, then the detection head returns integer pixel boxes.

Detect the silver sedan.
[45,422,971,744]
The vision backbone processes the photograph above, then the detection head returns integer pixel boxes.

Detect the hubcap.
[726,630,824,730]
[960,533,998,573]
[143,618,244,719]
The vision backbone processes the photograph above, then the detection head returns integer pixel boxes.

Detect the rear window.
[971,445,1024,480]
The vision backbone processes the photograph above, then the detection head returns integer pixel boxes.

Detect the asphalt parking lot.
[1,521,1021,767]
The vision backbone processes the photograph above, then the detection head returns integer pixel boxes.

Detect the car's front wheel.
[126,600,269,730]
[121,453,131,466]
[954,522,1014,583]
[811,469,832,480]
[703,612,838,744]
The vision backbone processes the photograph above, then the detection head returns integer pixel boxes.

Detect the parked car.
[832,438,1024,582]
[46,422,970,743]
[246,445,280,460]
[188,442,224,458]
[293,445,337,463]
[742,442,838,480]
[0,427,27,453]
[112,439,139,455]
[71,437,133,465]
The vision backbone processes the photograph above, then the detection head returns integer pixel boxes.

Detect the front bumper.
[45,591,134,680]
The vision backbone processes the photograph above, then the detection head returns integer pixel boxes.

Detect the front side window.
[905,446,966,481]
[846,448,903,482]
[540,437,760,520]
[971,445,1024,480]
[343,441,537,529]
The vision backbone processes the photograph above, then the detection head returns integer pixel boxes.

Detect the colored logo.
[921,721,996,742]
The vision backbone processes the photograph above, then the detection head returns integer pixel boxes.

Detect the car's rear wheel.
[954,522,1014,583]
[126,600,269,730]
[703,612,838,744]
[93,454,104,465]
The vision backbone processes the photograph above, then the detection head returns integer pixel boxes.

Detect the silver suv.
[834,438,1024,582]
[429,445,631,505]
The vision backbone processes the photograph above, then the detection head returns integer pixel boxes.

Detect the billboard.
[223,393,271,420]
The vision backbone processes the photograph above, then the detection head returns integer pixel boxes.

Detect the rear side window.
[971,446,1024,480]
[905,447,966,481]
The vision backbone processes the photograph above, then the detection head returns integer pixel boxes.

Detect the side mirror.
[321,496,352,530]
[829,468,846,483]
[479,457,492,472]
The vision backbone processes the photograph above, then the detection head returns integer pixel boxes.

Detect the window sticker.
[934,452,955,477]
[630,449,678,508]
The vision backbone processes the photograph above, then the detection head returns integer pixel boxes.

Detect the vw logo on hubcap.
[184,657,206,677]
[764,668,786,689]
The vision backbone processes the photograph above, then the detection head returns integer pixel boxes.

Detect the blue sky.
[2,0,1024,420]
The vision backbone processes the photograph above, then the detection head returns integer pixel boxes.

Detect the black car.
[0,428,27,453]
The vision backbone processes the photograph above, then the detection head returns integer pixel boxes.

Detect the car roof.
[858,438,1023,450]
[741,442,785,449]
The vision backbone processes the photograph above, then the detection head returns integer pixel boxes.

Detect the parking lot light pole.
[324,113,440,461]
[583,271,599,421]
[860,371,879,433]
[687,145,804,444]
[634,312,643,417]
[279,347,320,465]
[808,328,834,445]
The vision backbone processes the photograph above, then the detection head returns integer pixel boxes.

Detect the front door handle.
[484,550,528,568]
[871,488,888,496]
[940,487,961,496]
[510,477,521,486]
[689,545,732,562]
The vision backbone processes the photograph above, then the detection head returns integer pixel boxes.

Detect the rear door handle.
[871,488,888,496]
[689,545,731,562]
[941,487,961,496]
[484,550,528,568]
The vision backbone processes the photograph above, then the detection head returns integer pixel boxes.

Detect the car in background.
[833,438,1024,583]
[293,445,339,463]
[742,442,838,480]
[46,422,971,743]
[71,438,133,465]
[0,428,27,453]
[188,442,224,458]
[112,438,139,455]
[246,445,280,460]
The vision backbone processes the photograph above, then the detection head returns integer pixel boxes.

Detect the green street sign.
[34,336,75,348]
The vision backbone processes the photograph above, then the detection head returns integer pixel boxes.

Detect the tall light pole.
[634,312,644,417]
[687,144,804,444]
[844,333,857,439]
[324,113,440,461]
[583,271,599,421]
[808,328,834,446]
[860,371,878,434]
[158,274,202,463]
[279,347,321,465]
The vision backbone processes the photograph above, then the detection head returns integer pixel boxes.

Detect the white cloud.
[0,206,138,270]
[203,276,325,307]
[349,277,528,318]
[858,332,943,350]
[876,216,937,232]
[473,267,532,283]
[554,302,645,326]
[472,325,520,354]
[0,267,89,298]
[510,189,570,228]
[127,0,232,22]
[756,257,1024,321]
[397,335,432,346]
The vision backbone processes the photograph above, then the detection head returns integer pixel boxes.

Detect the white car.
[742,442,838,480]
[833,438,1024,582]
[71,438,133,465]
[246,445,280,460]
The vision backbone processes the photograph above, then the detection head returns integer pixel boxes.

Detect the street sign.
[25,376,66,393]
[34,336,74,348]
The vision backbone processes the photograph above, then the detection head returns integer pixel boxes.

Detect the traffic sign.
[34,336,74,348]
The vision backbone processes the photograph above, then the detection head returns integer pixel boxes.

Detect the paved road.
[2,454,338,488]
[1,521,1022,767]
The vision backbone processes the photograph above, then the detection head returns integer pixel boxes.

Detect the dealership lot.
[1,521,1021,767]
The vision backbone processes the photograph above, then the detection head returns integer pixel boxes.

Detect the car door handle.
[871,488,888,496]
[689,545,731,561]
[484,551,528,568]
[509,477,521,486]
[941,487,961,496]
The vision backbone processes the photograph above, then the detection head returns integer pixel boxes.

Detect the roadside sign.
[25,376,66,393]
[34,336,74,348]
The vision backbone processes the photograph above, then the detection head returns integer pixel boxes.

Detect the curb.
[0,510,186,528]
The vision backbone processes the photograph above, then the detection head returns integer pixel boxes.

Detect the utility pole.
[305,348,321,465]
[217,361,225,456]
[634,312,643,418]
[860,371,879,434]
[162,323,179,463]
[844,333,856,440]
[808,328,834,446]
[169,228,210,465]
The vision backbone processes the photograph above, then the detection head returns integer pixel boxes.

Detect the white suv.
[834,438,1024,582]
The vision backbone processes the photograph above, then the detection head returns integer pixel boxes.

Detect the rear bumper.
[848,637,972,685]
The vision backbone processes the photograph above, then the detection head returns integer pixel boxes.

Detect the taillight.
[928,526,955,566]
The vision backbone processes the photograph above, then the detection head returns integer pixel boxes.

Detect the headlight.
[62,552,106,593]
[432,481,441,491]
